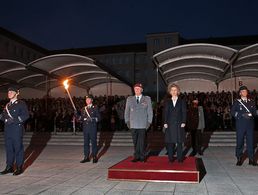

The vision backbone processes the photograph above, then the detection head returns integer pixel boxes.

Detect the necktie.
[136,97,139,104]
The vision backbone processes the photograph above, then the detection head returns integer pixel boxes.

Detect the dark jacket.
[231,98,257,129]
[187,106,199,130]
[163,97,187,143]
[0,100,29,127]
[78,105,101,129]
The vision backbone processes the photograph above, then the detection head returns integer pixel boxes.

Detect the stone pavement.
[0,145,258,195]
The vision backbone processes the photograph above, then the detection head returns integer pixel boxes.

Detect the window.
[153,39,160,47]
[5,41,9,50]
[165,37,172,46]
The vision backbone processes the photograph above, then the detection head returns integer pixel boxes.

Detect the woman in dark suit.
[163,84,187,163]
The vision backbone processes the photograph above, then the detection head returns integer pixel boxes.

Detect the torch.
[63,79,77,111]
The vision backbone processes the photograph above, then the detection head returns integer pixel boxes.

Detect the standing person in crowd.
[223,106,231,130]
[196,99,205,155]
[187,99,200,156]
[116,99,126,130]
[231,86,258,166]
[124,83,153,162]
[76,95,101,164]
[0,86,29,175]
[163,84,187,163]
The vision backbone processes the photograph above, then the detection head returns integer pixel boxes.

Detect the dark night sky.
[1,0,258,50]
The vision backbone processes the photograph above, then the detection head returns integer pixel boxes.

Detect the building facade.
[1,27,258,98]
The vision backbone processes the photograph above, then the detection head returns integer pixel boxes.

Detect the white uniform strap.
[84,106,92,119]
[237,99,250,113]
[5,103,13,119]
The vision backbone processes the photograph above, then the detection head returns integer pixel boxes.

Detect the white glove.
[164,124,168,128]
[181,123,186,128]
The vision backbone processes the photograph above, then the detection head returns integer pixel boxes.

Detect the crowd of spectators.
[0,95,127,132]
[0,90,258,132]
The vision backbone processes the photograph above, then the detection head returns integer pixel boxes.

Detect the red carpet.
[108,156,199,183]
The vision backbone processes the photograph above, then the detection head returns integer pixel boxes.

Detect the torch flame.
[63,79,69,90]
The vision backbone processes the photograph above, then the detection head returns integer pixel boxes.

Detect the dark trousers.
[166,143,183,161]
[236,128,254,160]
[83,124,97,157]
[190,129,202,153]
[131,129,146,160]
[4,126,24,167]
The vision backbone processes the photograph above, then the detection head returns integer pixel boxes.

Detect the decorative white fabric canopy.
[153,43,238,84]
[0,54,129,92]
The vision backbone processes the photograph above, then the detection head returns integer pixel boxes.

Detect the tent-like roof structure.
[223,43,258,80]
[0,54,129,92]
[28,54,126,91]
[153,43,238,84]
[0,59,45,91]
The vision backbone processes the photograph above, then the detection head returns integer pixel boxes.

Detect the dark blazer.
[163,97,187,143]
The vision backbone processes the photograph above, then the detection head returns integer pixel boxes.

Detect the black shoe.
[80,157,90,163]
[13,167,23,176]
[178,159,183,163]
[139,158,146,163]
[93,157,98,164]
[169,158,175,163]
[236,157,243,166]
[131,158,139,162]
[249,159,257,166]
[0,166,14,175]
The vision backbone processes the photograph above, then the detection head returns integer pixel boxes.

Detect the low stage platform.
[108,156,200,183]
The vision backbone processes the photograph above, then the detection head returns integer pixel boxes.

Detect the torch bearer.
[63,79,77,111]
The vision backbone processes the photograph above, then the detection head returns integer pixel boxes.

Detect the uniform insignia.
[15,101,18,104]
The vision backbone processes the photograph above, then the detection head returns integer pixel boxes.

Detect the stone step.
[209,139,236,142]
[0,131,255,147]
[209,142,236,147]
[212,131,235,135]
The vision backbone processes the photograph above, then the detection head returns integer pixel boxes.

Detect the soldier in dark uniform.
[231,86,258,166]
[0,86,29,175]
[76,95,101,163]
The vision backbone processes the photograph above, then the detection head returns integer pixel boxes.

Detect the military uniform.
[231,86,258,166]
[0,87,29,175]
[77,99,100,163]
[124,85,153,162]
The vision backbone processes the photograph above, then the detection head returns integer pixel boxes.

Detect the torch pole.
[65,89,77,135]
[63,79,77,135]
[65,88,76,111]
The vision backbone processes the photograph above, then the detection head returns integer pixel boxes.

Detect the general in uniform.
[0,86,29,175]
[76,95,101,163]
[124,83,153,162]
[231,86,258,166]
